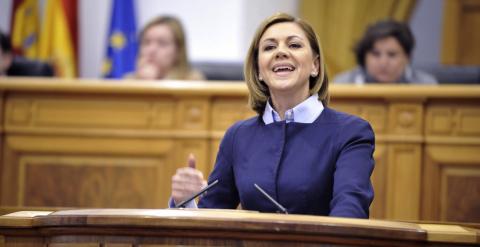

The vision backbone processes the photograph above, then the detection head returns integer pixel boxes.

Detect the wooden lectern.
[0,209,478,246]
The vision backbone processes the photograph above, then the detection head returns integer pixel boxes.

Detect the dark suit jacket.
[199,107,375,218]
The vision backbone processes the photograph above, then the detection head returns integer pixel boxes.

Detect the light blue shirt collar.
[262,94,324,124]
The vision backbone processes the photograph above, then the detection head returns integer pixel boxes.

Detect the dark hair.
[0,31,12,54]
[354,20,414,67]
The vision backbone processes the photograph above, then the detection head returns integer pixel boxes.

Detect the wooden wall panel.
[19,156,163,208]
[0,79,479,224]
[209,139,221,172]
[369,144,387,219]
[176,98,210,130]
[441,168,480,222]
[210,97,252,131]
[1,135,176,208]
[6,96,153,129]
[426,104,480,137]
[175,139,209,175]
[442,0,480,65]
[329,100,387,135]
[386,144,422,221]
[388,103,423,135]
[422,145,480,222]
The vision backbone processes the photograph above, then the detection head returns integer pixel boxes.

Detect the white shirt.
[262,93,324,124]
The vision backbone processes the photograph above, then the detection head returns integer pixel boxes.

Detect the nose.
[275,44,289,59]
[378,54,389,67]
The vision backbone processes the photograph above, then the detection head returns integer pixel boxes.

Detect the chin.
[375,75,395,83]
[269,78,296,89]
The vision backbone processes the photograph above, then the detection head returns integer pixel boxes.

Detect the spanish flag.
[10,0,40,58]
[38,0,78,77]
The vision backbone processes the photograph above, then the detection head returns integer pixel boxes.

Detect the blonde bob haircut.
[139,16,192,80]
[244,13,329,115]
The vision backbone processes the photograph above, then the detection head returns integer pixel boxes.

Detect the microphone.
[175,179,219,208]
[254,183,288,214]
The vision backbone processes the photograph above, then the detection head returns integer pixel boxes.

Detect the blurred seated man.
[0,31,54,77]
[133,16,204,80]
[333,20,437,84]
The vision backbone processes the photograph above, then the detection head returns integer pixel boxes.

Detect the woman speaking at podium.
[171,13,375,218]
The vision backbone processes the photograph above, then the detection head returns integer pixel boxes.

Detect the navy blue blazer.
[198,107,375,218]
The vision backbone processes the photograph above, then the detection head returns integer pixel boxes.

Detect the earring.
[311,72,318,77]
[259,75,263,81]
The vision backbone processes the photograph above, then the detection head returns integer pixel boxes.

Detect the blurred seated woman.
[134,16,204,80]
[333,20,437,84]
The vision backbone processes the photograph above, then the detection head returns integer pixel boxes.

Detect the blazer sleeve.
[329,118,375,218]
[197,122,241,209]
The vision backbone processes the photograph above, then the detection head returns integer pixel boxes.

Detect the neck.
[270,88,309,120]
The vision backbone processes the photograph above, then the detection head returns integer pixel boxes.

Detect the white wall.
[80,0,111,78]
[80,0,298,78]
[0,0,47,32]
[1,0,298,78]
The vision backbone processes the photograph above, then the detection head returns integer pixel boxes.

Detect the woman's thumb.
[187,153,196,168]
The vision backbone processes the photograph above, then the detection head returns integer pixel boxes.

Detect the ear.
[311,55,320,77]
[258,72,263,81]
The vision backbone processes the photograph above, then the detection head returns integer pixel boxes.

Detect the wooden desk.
[0,78,479,223]
[0,209,479,246]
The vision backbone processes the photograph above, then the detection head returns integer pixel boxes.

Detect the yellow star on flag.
[110,31,126,50]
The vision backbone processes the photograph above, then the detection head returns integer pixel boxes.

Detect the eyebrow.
[261,35,304,44]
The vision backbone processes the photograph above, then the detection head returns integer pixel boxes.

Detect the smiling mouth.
[272,64,296,76]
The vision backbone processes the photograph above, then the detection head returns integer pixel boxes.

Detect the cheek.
[257,53,271,76]
[157,46,177,65]
[365,55,379,70]
[139,45,153,56]
[395,56,408,69]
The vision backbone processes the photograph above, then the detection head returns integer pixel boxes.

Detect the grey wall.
[409,0,444,66]
[0,0,12,33]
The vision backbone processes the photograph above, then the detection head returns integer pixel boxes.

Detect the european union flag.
[102,0,137,78]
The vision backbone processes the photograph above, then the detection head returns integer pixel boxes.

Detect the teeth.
[273,65,295,72]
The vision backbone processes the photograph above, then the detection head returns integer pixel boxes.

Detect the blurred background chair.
[7,57,54,77]
[193,61,244,81]
[414,64,480,84]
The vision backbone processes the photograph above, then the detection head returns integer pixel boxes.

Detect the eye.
[387,51,398,58]
[157,39,172,47]
[141,38,150,46]
[371,50,381,57]
[263,45,276,51]
[289,43,302,49]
